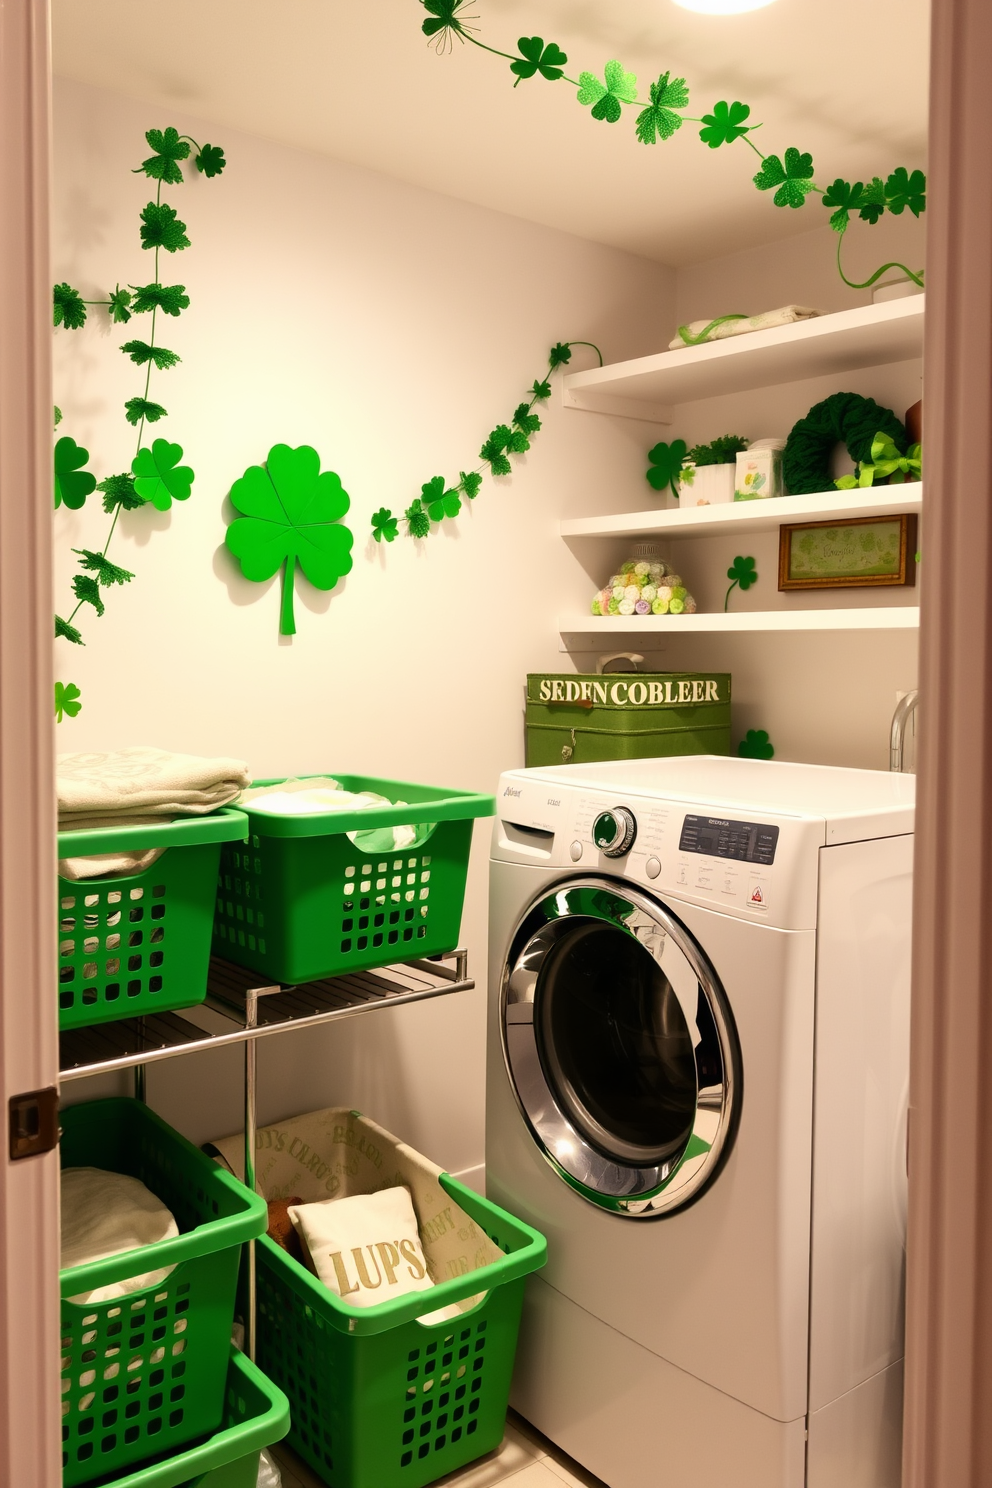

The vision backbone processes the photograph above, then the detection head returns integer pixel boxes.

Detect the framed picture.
[778,513,918,590]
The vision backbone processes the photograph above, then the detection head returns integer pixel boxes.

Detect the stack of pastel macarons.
[591,558,697,617]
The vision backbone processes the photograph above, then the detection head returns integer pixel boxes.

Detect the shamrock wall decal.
[725,555,758,611]
[225,444,354,636]
[699,100,752,148]
[738,728,775,760]
[512,37,567,83]
[54,436,96,510]
[54,681,82,723]
[645,439,688,500]
[132,439,194,509]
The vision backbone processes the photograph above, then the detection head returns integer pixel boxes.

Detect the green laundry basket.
[212,775,495,984]
[256,1173,547,1488]
[92,1349,289,1488]
[58,809,248,1031]
[60,1099,267,1488]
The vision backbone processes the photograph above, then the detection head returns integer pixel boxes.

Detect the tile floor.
[271,1410,609,1488]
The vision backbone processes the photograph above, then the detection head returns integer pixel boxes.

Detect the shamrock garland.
[52,125,226,718]
[371,341,602,543]
[417,2,925,293]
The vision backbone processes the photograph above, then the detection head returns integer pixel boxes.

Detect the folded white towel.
[58,748,250,825]
[669,305,821,350]
[59,847,165,882]
[61,1166,179,1305]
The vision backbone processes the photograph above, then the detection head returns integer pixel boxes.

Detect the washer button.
[569,840,583,862]
[645,857,661,880]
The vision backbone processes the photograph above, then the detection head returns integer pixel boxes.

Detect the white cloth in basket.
[61,1167,178,1305]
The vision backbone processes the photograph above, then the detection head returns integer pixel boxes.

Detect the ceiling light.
[673,0,777,13]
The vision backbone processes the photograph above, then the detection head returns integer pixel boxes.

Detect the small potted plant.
[681,435,749,505]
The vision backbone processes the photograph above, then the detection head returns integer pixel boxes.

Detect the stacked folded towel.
[58,747,250,830]
[669,304,821,350]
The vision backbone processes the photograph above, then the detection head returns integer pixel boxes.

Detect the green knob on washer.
[594,812,618,850]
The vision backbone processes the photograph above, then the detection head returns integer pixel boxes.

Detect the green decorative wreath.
[783,392,906,496]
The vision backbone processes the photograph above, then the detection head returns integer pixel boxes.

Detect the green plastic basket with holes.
[255,1174,546,1488]
[58,810,248,1031]
[94,1348,289,1488]
[60,1099,267,1488]
[211,776,495,985]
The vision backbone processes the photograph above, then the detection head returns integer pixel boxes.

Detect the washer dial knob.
[593,807,637,858]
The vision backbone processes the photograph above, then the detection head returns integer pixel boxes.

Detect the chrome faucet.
[890,690,919,772]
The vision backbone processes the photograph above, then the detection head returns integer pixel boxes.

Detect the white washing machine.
[485,756,913,1488]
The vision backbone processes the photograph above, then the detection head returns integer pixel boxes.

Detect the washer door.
[501,877,742,1218]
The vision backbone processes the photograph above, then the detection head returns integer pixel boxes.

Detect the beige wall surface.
[53,77,926,1173]
[52,78,675,1167]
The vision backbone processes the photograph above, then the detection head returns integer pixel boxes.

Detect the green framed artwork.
[778,514,918,590]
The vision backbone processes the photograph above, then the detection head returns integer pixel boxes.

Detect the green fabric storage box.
[525,672,732,767]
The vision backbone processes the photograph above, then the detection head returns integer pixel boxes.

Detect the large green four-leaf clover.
[753,147,816,209]
[636,72,690,144]
[54,436,96,510]
[577,61,637,124]
[132,439,194,509]
[226,444,354,635]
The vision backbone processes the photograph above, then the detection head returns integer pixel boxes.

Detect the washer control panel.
[678,815,779,865]
[592,807,637,858]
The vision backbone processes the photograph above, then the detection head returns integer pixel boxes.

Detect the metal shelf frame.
[58,949,474,1355]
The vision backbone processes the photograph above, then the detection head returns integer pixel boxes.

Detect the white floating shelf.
[561,483,922,542]
[559,608,920,641]
[562,296,924,422]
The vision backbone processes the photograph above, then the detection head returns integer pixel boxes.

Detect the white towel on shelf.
[58,846,166,882]
[58,747,250,827]
[669,305,821,350]
[61,1166,179,1305]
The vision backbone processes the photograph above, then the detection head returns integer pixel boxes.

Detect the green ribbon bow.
[836,432,922,489]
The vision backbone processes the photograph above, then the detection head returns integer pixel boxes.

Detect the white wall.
[53,80,676,1170]
[54,80,926,1172]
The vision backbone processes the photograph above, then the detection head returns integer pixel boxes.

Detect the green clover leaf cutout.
[753,148,816,209]
[885,167,926,218]
[460,471,483,499]
[636,72,690,144]
[54,681,82,723]
[226,444,354,636]
[194,144,226,177]
[125,397,168,426]
[646,438,688,499]
[421,475,462,522]
[371,507,399,544]
[577,61,638,124]
[858,177,887,225]
[406,499,431,539]
[138,127,191,185]
[738,728,775,760]
[132,439,194,509]
[512,37,568,83]
[821,178,865,232]
[139,202,191,253]
[725,554,758,611]
[54,436,96,510]
[421,0,474,48]
[699,100,752,148]
[53,282,87,330]
[108,286,133,324]
[548,343,573,369]
[129,282,190,317]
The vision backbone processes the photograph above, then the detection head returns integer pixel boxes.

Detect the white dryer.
[485,756,914,1488]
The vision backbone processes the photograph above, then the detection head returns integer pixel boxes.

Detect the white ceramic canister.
[681,461,736,505]
[735,437,786,500]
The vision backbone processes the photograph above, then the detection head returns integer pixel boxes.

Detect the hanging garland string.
[371,340,602,543]
[52,128,226,718]
[419,1,925,291]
